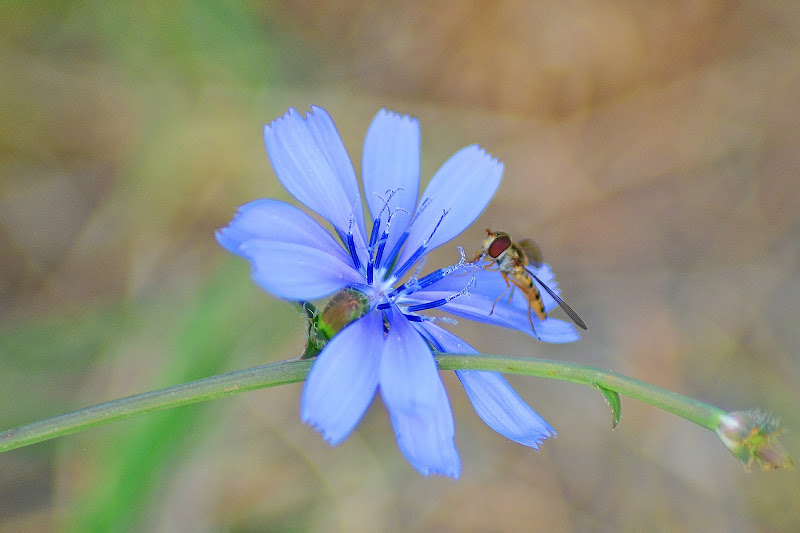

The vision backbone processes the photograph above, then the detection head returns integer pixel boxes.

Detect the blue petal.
[396,145,503,267]
[410,267,580,343]
[264,107,368,260]
[301,311,382,445]
[420,322,556,448]
[440,295,580,343]
[216,199,352,262]
[379,308,460,478]
[362,109,420,261]
[239,240,364,301]
[457,370,556,448]
[526,318,581,343]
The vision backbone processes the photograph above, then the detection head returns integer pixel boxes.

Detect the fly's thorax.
[507,242,529,267]
[495,251,517,275]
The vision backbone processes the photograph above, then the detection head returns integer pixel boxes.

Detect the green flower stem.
[434,354,726,430]
[0,354,725,453]
[0,359,311,453]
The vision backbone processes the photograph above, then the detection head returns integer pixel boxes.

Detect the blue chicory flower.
[217,106,580,478]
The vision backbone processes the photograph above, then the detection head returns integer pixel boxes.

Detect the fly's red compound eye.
[487,234,511,258]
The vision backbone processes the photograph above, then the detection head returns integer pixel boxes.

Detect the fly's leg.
[470,250,485,263]
[526,300,539,339]
[490,272,513,316]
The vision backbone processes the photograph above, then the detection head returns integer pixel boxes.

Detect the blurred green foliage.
[2,0,799,531]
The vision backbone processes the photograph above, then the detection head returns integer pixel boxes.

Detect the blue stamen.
[394,247,427,280]
[374,233,389,269]
[414,247,468,290]
[375,206,407,269]
[415,269,447,289]
[386,286,403,300]
[366,219,382,284]
[346,233,362,271]
[383,232,409,273]
[407,276,474,312]
[369,189,408,271]
[386,260,425,300]
[374,188,402,221]
[407,299,449,312]
[388,280,417,300]
[368,217,381,248]
[403,314,425,322]
[381,197,432,273]
[345,196,363,272]
[393,209,450,279]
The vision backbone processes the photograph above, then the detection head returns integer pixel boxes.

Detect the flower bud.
[715,410,794,470]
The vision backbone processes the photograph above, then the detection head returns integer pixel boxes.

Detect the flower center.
[344,190,475,323]
[376,247,474,320]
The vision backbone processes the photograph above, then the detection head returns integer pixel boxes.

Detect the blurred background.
[2,1,799,531]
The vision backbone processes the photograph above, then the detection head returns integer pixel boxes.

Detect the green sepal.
[595,384,621,429]
[296,302,321,359]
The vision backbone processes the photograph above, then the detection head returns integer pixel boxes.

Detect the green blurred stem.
[0,354,725,453]
[434,354,725,429]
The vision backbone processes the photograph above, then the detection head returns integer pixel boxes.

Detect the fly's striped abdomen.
[511,268,547,320]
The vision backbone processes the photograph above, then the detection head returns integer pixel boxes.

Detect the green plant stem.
[434,354,725,430]
[0,354,725,453]
[0,359,311,453]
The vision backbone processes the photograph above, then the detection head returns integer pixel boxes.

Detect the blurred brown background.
[1,1,799,531]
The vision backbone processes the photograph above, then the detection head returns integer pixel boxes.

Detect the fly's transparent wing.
[518,239,543,268]
[528,270,587,330]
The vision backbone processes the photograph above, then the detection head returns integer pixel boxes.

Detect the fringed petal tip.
[214,227,242,256]
[456,369,556,450]
[376,107,418,124]
[396,145,504,267]
[264,107,299,133]
[526,427,557,450]
[415,459,462,479]
[380,309,461,479]
[300,312,382,446]
[302,418,344,446]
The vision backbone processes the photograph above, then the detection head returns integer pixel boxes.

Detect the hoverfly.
[471,229,587,333]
